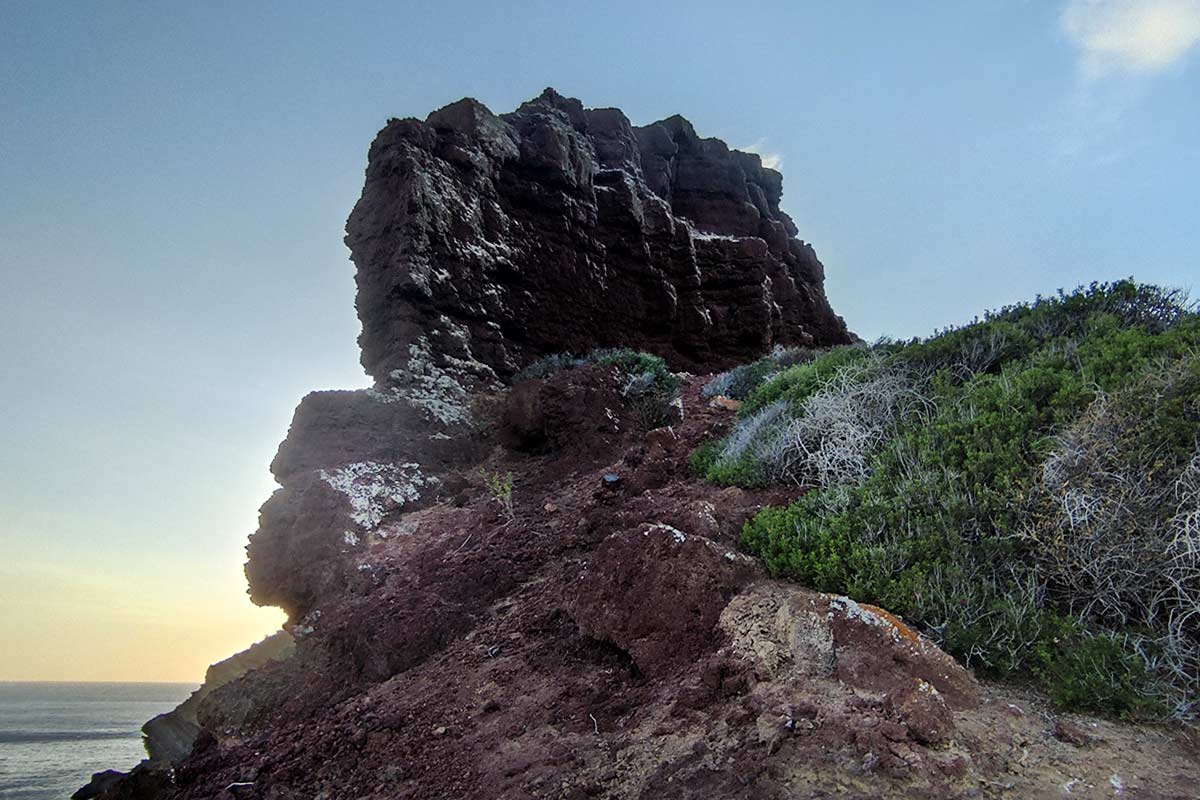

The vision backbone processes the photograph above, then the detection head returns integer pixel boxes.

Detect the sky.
[1,1,1197,682]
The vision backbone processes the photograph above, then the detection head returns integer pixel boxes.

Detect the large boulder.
[346,88,851,383]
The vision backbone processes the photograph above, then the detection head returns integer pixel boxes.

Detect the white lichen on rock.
[319,461,441,530]
[391,336,474,426]
[645,523,687,543]
[294,609,322,638]
[365,386,405,404]
[379,333,500,427]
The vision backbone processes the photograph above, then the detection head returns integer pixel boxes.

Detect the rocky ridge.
[84,93,1199,799]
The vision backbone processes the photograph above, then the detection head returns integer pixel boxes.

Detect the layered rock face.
[347,88,851,383]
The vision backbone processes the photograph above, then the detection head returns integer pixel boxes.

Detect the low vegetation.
[481,469,515,523]
[516,347,681,430]
[695,281,1200,718]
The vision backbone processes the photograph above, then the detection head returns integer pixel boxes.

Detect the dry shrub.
[750,356,928,487]
[1026,365,1200,716]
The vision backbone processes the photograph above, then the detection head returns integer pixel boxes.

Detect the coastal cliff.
[84,92,1200,800]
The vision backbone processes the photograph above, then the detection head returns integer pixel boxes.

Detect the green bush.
[740,344,870,416]
[1038,629,1163,717]
[513,353,585,382]
[514,347,682,431]
[513,347,680,395]
[702,357,779,400]
[588,347,680,396]
[702,346,821,400]
[713,280,1199,717]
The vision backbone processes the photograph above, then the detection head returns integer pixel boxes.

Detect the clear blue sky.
[2,1,1197,680]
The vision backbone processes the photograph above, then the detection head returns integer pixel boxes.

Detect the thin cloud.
[739,139,783,170]
[1062,0,1200,77]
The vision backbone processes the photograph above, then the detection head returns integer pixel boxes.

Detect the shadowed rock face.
[242,90,856,622]
[141,632,295,765]
[346,88,851,384]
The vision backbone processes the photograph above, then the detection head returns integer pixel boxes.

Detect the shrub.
[621,370,679,431]
[1023,361,1200,713]
[702,358,779,400]
[698,400,792,487]
[1038,629,1164,717]
[588,348,678,392]
[702,346,821,400]
[481,469,515,523]
[754,359,928,487]
[696,353,927,489]
[513,352,585,382]
[512,347,682,431]
[740,344,871,416]
[587,348,681,431]
[718,280,1200,717]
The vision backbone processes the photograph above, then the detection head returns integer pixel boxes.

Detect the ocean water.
[0,682,196,800]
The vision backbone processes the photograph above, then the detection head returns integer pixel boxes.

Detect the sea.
[0,682,196,800]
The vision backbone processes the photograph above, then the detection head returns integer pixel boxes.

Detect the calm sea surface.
[0,682,195,800]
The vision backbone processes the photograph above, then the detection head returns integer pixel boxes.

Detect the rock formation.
[245,88,854,631]
[347,88,851,384]
[83,92,1200,800]
[143,632,295,765]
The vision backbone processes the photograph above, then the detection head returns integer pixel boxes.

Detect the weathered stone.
[72,771,126,800]
[142,632,295,765]
[346,88,851,384]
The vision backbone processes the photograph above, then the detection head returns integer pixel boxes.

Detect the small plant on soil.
[481,469,515,523]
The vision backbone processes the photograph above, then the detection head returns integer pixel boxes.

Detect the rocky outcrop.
[87,93,1200,800]
[246,89,854,625]
[142,632,295,765]
[245,384,491,618]
[71,771,125,800]
[75,633,296,800]
[347,88,851,383]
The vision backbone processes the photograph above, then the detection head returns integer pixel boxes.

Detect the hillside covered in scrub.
[693,281,1200,718]
[83,90,1199,800]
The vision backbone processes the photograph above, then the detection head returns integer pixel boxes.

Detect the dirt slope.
[96,371,1198,800]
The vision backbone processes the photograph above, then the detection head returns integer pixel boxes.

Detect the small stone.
[1052,719,1094,748]
[893,684,953,745]
[791,700,819,719]
[879,720,908,742]
[644,427,678,452]
[433,725,447,736]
